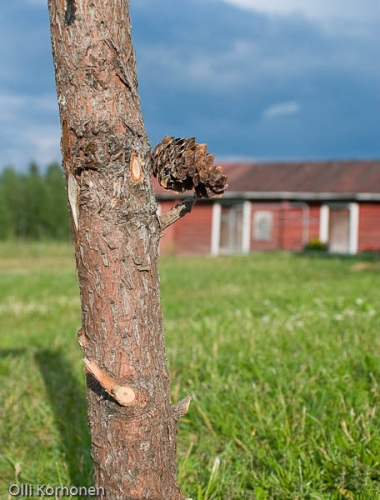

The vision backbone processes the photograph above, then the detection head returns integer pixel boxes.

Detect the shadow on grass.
[34,349,93,486]
[0,348,26,357]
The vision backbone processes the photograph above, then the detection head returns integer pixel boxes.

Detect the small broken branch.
[159,194,198,231]
[172,396,192,421]
[84,357,136,406]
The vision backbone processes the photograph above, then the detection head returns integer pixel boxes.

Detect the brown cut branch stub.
[152,135,228,198]
[84,357,136,406]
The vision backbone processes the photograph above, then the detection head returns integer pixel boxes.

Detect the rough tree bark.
[47,1,226,499]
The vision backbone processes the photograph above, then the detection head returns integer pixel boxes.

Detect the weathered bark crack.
[64,0,76,25]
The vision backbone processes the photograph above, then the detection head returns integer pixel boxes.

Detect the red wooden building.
[154,160,380,256]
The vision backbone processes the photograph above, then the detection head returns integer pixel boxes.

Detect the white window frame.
[211,203,221,256]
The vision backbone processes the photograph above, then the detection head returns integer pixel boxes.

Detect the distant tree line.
[0,162,71,240]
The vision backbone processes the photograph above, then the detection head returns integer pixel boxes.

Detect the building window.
[253,211,272,241]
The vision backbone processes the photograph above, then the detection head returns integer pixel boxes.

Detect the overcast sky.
[1,0,379,170]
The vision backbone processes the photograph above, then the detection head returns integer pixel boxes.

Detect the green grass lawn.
[0,243,380,499]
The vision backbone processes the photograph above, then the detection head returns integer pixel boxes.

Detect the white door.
[219,204,243,254]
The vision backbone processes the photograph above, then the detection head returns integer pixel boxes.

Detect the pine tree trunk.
[48,1,186,498]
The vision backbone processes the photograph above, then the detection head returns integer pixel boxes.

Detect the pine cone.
[151,135,228,198]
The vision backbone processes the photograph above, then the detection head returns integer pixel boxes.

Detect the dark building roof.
[154,160,380,201]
